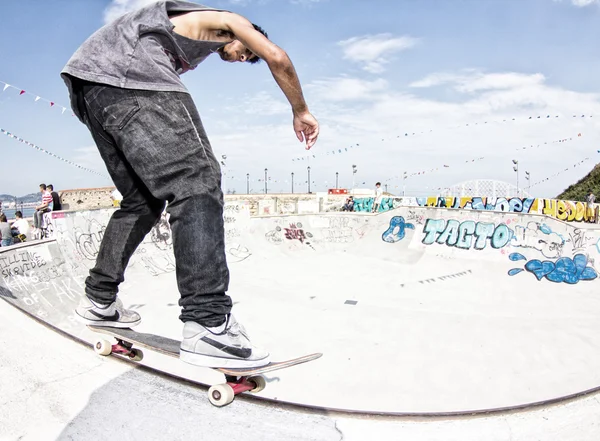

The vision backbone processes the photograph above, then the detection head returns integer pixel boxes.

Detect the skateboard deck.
[88,325,322,406]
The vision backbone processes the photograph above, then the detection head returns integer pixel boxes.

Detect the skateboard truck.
[95,338,144,362]
[209,375,267,407]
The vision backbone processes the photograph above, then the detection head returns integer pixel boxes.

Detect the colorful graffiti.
[382,216,415,243]
[284,222,314,246]
[541,199,596,223]
[416,196,537,214]
[422,219,513,250]
[342,195,597,223]
[353,197,402,213]
[508,253,597,284]
[510,222,565,258]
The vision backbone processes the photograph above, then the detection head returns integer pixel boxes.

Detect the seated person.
[342,196,355,212]
[33,183,53,234]
[11,211,30,242]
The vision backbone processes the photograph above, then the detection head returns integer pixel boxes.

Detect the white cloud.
[570,0,599,6]
[338,34,419,73]
[410,71,546,94]
[553,0,600,6]
[306,77,389,101]
[103,0,158,24]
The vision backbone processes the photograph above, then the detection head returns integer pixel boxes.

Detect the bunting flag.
[0,80,73,117]
[529,158,591,188]
[0,127,110,178]
[381,133,583,184]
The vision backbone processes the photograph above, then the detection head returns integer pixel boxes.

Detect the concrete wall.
[55,186,600,224]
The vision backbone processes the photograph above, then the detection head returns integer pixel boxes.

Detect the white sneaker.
[180,314,270,368]
[75,296,141,328]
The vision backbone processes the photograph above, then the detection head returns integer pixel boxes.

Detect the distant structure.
[439,179,531,199]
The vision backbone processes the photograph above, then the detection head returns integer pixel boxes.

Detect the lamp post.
[264,168,268,194]
[351,164,357,194]
[525,171,530,194]
[291,172,294,194]
[246,173,250,194]
[512,159,519,197]
[335,172,339,189]
[307,166,311,194]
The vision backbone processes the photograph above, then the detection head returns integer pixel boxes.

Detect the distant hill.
[0,192,40,203]
[556,163,600,201]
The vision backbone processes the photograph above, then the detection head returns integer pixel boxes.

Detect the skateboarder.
[61,1,319,369]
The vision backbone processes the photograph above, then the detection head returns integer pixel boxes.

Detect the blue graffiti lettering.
[423,219,513,250]
[474,223,495,250]
[491,224,511,249]
[382,216,415,243]
[353,197,402,213]
[422,219,445,245]
[456,221,475,249]
[437,219,460,246]
[508,253,597,284]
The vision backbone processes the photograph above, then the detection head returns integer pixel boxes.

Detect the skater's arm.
[201,11,320,148]
[229,15,320,148]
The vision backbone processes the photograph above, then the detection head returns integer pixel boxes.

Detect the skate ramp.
[2,203,600,414]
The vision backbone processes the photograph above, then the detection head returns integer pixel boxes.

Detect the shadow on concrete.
[55,366,342,441]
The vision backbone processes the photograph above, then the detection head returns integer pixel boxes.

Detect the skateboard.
[88,325,322,407]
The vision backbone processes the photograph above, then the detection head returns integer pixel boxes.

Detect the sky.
[1,0,600,198]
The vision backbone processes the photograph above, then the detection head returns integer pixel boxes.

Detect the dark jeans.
[72,80,231,327]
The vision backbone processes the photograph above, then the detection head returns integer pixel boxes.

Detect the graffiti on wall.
[541,199,596,223]
[284,222,313,245]
[412,196,597,223]
[510,222,565,258]
[416,196,537,214]
[353,195,597,223]
[353,197,403,213]
[508,252,597,284]
[422,219,513,250]
[382,216,415,243]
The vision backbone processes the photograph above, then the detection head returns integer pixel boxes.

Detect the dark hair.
[0,214,6,222]
[39,183,47,190]
[48,184,54,190]
[15,211,22,218]
[247,23,268,64]
[376,182,381,186]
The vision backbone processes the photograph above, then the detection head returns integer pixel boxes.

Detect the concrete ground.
[2,299,600,441]
[3,203,600,439]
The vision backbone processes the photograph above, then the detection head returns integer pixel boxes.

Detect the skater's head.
[217,24,268,64]
[39,183,47,192]
[0,214,6,223]
[15,211,23,219]
[375,182,381,187]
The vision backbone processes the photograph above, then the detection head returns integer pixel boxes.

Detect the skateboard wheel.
[129,349,144,362]
[94,339,112,356]
[248,375,266,393]
[208,384,235,407]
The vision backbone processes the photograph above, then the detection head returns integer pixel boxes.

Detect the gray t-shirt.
[0,222,12,241]
[61,1,229,121]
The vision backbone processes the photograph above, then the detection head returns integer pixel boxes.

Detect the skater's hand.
[293,111,319,150]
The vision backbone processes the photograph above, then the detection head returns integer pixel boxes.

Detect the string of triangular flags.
[292,116,593,162]
[0,80,74,116]
[529,158,591,188]
[382,132,583,184]
[0,128,109,178]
